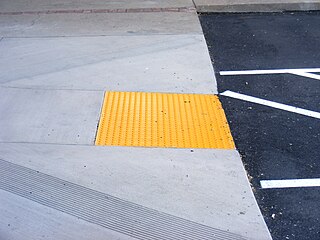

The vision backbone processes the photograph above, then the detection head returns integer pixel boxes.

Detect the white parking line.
[220,68,320,81]
[220,90,320,119]
[289,71,320,80]
[220,68,320,75]
[261,179,320,189]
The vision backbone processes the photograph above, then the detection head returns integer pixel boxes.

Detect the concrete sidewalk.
[0,1,271,240]
[194,0,320,12]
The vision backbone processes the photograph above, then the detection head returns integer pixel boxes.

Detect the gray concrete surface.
[0,35,216,94]
[0,0,194,12]
[194,0,320,12]
[0,12,202,37]
[0,88,103,144]
[0,143,272,240]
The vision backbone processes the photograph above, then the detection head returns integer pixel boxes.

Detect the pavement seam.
[0,7,196,15]
[0,141,94,147]
[0,86,106,92]
[2,32,204,38]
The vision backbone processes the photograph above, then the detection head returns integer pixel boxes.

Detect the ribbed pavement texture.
[0,159,245,240]
[95,92,235,149]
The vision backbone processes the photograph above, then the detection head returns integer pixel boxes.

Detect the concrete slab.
[0,35,216,94]
[0,12,201,37]
[0,190,135,240]
[0,142,272,240]
[0,0,194,12]
[194,0,320,12]
[0,88,103,144]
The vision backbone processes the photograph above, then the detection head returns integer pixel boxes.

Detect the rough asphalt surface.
[200,12,320,240]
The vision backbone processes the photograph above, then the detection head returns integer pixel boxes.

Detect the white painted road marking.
[220,68,320,81]
[220,90,320,119]
[261,179,320,189]
[220,68,320,75]
[289,71,320,80]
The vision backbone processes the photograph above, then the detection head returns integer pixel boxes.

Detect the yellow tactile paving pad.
[95,92,235,149]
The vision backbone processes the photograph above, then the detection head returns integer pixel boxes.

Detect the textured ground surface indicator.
[95,92,235,149]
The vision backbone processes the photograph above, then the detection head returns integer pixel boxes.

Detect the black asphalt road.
[200,12,320,240]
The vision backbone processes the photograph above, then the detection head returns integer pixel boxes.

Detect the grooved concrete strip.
[0,159,245,240]
[0,143,272,240]
[194,0,320,12]
[0,35,216,93]
[0,190,136,240]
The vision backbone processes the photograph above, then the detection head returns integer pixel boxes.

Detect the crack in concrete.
[29,14,41,28]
